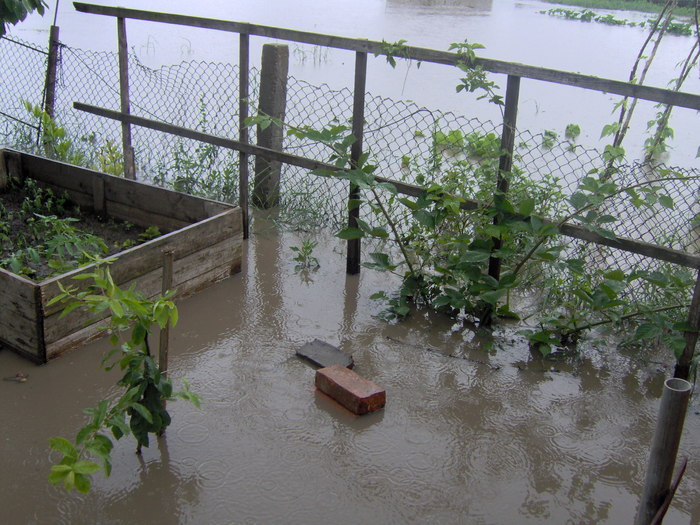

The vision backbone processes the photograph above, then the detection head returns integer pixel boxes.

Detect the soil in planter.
[0,178,159,280]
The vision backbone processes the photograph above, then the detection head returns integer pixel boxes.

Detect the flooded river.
[13,0,700,167]
[1,213,699,523]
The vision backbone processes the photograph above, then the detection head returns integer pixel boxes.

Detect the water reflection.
[2,217,700,523]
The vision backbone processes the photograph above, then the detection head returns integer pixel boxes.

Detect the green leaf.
[363,252,396,272]
[48,465,72,485]
[659,195,674,209]
[460,250,491,263]
[49,437,78,458]
[479,289,506,305]
[74,473,92,494]
[635,323,662,340]
[336,227,364,240]
[518,198,535,216]
[129,403,153,424]
[72,460,101,475]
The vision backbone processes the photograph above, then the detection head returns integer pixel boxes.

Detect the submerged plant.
[291,239,320,270]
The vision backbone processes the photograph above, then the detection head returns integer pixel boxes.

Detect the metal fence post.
[488,74,521,281]
[117,17,136,179]
[253,43,288,209]
[674,269,700,379]
[239,32,250,239]
[347,50,367,275]
[634,377,692,525]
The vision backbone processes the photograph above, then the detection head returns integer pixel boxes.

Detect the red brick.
[315,365,386,415]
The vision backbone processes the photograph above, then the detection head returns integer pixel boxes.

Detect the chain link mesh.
[1,35,697,274]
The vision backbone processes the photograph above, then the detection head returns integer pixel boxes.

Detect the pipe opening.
[664,377,692,393]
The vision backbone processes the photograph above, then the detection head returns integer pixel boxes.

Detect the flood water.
[1,213,700,524]
[13,0,700,167]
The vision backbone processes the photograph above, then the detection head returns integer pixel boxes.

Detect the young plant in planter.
[47,260,200,494]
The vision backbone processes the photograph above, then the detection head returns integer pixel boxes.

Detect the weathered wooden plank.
[0,268,40,357]
[45,317,109,359]
[16,151,230,223]
[41,208,242,315]
[45,258,237,359]
[43,235,241,345]
[239,32,250,239]
[72,3,700,110]
[117,17,136,180]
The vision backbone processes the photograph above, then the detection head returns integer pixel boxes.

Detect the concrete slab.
[296,339,354,369]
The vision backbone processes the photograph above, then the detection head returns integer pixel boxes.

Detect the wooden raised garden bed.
[0,149,243,363]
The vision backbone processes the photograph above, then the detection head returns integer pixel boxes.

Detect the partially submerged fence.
[67,3,700,267]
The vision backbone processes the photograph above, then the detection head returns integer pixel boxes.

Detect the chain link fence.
[1,35,698,275]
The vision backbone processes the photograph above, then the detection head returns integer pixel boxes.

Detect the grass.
[541,0,697,18]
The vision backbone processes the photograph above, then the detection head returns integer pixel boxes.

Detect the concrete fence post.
[253,43,289,208]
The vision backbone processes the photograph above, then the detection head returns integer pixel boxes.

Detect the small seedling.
[291,239,320,270]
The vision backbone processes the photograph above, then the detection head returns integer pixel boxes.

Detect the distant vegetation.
[541,0,697,17]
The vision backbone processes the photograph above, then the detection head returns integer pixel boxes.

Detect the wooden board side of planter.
[41,208,242,359]
[15,151,230,229]
[0,268,44,362]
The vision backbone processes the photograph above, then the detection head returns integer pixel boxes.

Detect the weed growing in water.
[291,239,321,270]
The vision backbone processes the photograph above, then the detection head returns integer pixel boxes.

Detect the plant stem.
[562,303,685,338]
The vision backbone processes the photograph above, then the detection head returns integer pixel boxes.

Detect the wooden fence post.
[674,269,700,379]
[238,33,250,239]
[634,377,692,525]
[117,17,136,179]
[488,74,521,281]
[253,43,288,208]
[159,250,174,379]
[347,50,368,275]
[43,25,60,119]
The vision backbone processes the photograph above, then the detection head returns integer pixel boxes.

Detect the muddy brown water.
[1,214,699,524]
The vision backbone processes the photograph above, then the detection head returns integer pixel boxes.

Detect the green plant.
[432,129,465,151]
[565,123,581,140]
[450,40,504,108]
[95,140,125,176]
[291,239,320,270]
[47,260,200,493]
[0,0,46,36]
[542,130,558,149]
[376,39,422,95]
[23,102,87,166]
[155,98,238,202]
[245,108,696,367]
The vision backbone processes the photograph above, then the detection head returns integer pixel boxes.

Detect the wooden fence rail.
[72,3,700,110]
[74,102,700,271]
